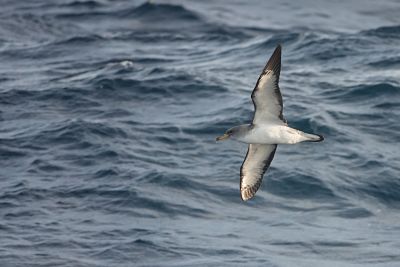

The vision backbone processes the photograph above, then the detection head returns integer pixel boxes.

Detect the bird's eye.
[227,130,232,134]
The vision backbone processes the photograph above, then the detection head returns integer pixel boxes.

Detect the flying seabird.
[216,44,324,201]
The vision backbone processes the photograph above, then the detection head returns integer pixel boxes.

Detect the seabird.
[216,44,324,201]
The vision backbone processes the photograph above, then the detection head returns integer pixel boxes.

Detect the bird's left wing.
[251,44,286,125]
[240,144,277,201]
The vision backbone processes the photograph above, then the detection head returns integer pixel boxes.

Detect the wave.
[323,83,400,102]
[91,74,228,100]
[121,2,201,22]
[61,0,103,8]
[368,56,400,68]
[37,119,128,144]
[363,25,400,39]
[53,35,105,45]
[266,171,336,200]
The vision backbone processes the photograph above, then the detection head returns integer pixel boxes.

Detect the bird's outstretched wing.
[251,44,286,125]
[240,144,277,201]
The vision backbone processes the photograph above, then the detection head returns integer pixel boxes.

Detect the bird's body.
[216,44,324,201]
[230,123,322,145]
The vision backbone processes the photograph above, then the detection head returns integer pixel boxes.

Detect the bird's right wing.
[251,44,286,125]
[240,144,277,201]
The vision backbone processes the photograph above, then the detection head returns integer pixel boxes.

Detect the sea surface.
[1,0,400,266]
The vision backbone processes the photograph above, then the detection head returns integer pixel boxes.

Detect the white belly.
[237,125,305,144]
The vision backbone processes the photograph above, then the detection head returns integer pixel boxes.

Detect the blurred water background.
[1,0,400,266]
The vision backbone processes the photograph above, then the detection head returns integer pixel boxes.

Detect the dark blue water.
[1,0,400,266]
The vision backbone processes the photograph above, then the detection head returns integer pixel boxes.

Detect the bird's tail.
[302,133,324,142]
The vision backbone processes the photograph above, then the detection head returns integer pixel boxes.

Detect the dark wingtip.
[271,44,282,59]
[317,134,324,142]
[264,44,282,80]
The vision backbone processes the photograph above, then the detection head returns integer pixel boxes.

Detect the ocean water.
[1,0,400,266]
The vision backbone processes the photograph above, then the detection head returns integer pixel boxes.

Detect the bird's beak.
[216,133,230,141]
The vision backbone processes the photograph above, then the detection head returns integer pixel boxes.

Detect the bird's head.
[216,125,250,141]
